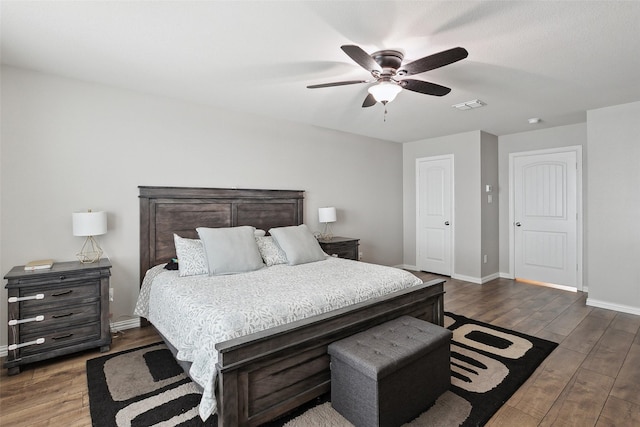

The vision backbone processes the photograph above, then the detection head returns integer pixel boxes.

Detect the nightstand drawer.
[326,245,358,260]
[12,269,101,286]
[19,281,100,311]
[20,322,101,356]
[19,301,101,334]
[317,237,360,261]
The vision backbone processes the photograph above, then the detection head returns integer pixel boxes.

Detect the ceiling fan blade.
[341,45,382,73]
[401,79,452,96]
[307,80,368,89]
[362,93,377,108]
[401,47,468,75]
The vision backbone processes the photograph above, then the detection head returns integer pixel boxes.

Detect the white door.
[513,150,578,288]
[416,156,453,275]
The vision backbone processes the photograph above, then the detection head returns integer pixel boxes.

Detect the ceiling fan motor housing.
[371,50,404,77]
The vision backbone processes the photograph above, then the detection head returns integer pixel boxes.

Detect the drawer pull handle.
[8,315,45,326]
[59,275,66,280]
[8,338,45,351]
[8,294,45,303]
[52,312,74,319]
[52,333,73,341]
[52,290,73,297]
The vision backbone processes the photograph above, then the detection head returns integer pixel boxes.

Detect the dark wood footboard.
[215,279,445,426]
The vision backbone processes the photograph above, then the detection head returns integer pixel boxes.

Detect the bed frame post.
[217,370,239,426]
[139,193,151,327]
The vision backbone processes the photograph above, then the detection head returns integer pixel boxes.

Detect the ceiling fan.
[307,45,468,108]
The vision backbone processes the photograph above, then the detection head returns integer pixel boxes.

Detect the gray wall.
[586,101,640,313]
[497,123,587,278]
[0,66,406,348]
[480,132,499,279]
[403,130,499,282]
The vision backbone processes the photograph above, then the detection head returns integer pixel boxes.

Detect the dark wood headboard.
[139,186,304,283]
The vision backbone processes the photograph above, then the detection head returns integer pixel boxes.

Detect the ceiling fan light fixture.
[368,82,402,104]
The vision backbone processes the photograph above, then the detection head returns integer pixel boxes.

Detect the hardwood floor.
[415,272,640,427]
[1,275,639,426]
[0,325,160,427]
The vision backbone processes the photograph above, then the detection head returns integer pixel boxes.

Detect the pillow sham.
[197,226,265,275]
[173,234,209,277]
[255,236,288,266]
[269,224,326,266]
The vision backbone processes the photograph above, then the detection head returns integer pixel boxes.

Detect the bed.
[136,186,445,426]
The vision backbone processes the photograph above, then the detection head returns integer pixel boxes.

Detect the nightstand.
[4,259,112,375]
[318,236,360,261]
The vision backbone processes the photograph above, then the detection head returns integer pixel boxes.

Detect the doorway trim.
[416,154,455,276]
[508,146,583,291]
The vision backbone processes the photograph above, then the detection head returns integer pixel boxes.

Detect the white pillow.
[255,236,288,266]
[173,234,208,277]
[197,226,265,275]
[269,224,326,266]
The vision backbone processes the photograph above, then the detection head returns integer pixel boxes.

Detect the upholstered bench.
[328,315,452,427]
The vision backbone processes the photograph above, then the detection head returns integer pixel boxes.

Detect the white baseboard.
[451,274,479,284]
[451,273,482,284]
[400,266,499,285]
[586,298,640,315]
[395,264,418,271]
[450,273,499,284]
[0,317,142,358]
[480,273,501,283]
[110,317,141,332]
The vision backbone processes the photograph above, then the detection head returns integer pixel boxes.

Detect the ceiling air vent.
[452,99,486,110]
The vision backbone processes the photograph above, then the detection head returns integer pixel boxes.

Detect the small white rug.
[283,391,472,427]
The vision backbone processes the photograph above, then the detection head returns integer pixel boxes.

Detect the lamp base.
[77,236,103,263]
[320,223,333,241]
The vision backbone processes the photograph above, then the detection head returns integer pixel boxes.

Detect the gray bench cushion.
[328,315,451,379]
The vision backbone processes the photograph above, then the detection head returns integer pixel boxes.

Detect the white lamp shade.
[73,211,107,236]
[318,207,337,223]
[368,82,402,103]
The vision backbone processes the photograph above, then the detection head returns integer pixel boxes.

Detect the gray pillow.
[173,234,208,277]
[255,235,288,266]
[196,226,265,275]
[269,224,326,266]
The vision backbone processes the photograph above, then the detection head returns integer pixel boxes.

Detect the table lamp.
[73,210,107,263]
[318,207,337,240]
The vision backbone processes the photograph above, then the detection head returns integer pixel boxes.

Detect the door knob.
[515,222,521,227]
[444,221,450,226]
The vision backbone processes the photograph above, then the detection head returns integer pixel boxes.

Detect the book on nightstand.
[24,259,54,271]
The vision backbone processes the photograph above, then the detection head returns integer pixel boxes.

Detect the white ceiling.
[2,1,639,143]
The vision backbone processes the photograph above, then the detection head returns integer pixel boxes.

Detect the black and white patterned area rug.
[86,313,557,427]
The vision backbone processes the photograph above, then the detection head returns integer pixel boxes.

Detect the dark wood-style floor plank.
[539,367,615,426]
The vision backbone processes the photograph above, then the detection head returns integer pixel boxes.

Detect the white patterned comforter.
[133,256,423,421]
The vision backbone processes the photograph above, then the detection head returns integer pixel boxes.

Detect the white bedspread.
[134,257,422,420]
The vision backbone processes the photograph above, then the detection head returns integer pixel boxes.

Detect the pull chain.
[382,101,388,122]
